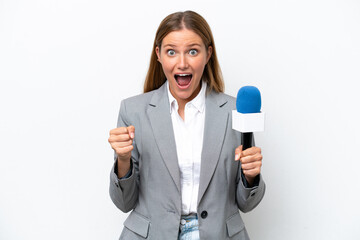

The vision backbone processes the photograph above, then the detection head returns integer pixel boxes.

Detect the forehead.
[162,28,204,47]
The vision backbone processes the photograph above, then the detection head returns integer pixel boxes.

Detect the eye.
[189,49,198,56]
[167,50,175,56]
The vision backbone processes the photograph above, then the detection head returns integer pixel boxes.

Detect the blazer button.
[201,211,208,219]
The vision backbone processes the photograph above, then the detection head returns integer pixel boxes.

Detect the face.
[156,28,212,107]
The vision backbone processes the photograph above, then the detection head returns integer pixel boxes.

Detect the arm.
[109,100,139,213]
[234,144,266,213]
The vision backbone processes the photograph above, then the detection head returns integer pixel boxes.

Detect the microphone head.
[236,86,261,113]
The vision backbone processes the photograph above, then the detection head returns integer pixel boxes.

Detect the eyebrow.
[162,43,202,48]
[188,43,202,47]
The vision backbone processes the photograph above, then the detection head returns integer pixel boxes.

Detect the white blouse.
[167,81,206,215]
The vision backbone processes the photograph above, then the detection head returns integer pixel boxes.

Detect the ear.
[206,46,213,63]
[155,46,161,63]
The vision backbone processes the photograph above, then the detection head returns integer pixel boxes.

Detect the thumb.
[235,145,243,161]
[127,125,135,139]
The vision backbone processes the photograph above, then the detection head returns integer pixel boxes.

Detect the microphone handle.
[241,132,253,150]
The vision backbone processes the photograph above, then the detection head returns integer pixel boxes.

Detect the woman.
[108,11,265,240]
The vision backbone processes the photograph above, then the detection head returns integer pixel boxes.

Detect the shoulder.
[117,90,157,126]
[119,84,167,118]
[121,91,154,109]
[119,91,154,121]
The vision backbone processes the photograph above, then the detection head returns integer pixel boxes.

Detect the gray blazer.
[109,83,265,240]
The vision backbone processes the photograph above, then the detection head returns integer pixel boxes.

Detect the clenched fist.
[108,126,135,178]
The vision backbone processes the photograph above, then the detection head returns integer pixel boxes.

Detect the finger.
[241,161,262,170]
[234,145,243,161]
[110,127,130,135]
[111,139,133,149]
[108,134,132,143]
[240,152,262,164]
[115,145,134,156]
[127,125,135,139]
[242,147,261,157]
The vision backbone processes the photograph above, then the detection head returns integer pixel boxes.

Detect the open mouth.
[174,74,192,87]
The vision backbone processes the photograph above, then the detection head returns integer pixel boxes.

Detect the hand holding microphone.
[108,126,135,178]
[233,86,265,186]
[235,145,262,186]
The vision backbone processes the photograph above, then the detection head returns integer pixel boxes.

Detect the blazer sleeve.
[235,136,266,213]
[236,172,266,213]
[109,100,139,213]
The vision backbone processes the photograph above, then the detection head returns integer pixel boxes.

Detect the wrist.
[116,156,131,178]
[245,176,255,187]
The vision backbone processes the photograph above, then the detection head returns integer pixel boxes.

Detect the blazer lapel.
[146,84,181,193]
[198,91,229,205]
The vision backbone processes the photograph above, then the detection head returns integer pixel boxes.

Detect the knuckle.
[118,127,126,133]
[119,134,128,141]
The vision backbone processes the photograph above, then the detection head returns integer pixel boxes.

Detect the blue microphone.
[236,86,261,114]
[233,86,264,150]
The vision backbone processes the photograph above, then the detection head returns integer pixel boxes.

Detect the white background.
[1,0,359,239]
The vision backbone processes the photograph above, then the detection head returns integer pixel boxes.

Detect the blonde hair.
[144,11,224,93]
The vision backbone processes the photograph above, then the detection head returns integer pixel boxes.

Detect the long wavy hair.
[143,11,224,93]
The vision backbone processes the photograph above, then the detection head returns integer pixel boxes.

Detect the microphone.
[232,86,265,150]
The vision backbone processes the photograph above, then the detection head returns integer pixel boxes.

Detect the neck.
[177,82,202,109]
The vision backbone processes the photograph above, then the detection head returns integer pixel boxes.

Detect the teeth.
[174,74,192,83]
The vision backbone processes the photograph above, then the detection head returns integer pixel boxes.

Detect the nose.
[177,54,189,70]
